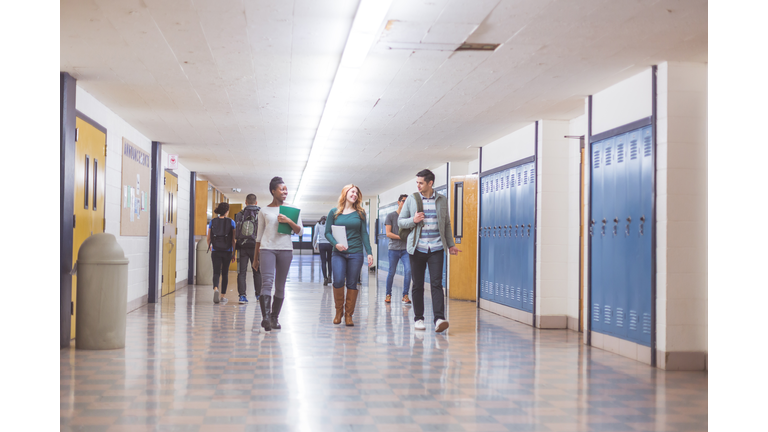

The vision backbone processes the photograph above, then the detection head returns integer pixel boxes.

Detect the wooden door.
[161,171,178,297]
[72,116,107,339]
[448,175,478,300]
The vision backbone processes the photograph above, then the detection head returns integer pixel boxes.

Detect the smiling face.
[416,176,433,193]
[346,186,359,205]
[272,183,288,202]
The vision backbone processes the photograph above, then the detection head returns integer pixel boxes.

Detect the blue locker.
[613,133,629,339]
[516,165,525,309]
[591,143,604,334]
[601,137,617,335]
[526,162,535,312]
[626,129,643,343]
[493,172,501,302]
[479,177,486,300]
[638,126,653,345]
[521,165,530,311]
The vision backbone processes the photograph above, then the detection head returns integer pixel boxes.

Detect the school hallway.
[60,255,707,432]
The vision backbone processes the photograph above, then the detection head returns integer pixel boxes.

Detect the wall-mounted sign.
[168,154,178,170]
[120,138,151,236]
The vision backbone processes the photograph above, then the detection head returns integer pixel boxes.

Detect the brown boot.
[344,289,359,327]
[333,288,345,325]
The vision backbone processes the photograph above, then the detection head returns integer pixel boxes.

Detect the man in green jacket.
[398,169,461,333]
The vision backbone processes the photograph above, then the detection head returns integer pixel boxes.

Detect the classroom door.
[72,116,106,339]
[161,171,178,297]
[448,175,478,300]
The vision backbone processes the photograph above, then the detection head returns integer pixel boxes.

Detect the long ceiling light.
[293,0,393,205]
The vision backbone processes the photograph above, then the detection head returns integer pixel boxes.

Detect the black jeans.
[409,249,446,324]
[237,246,262,297]
[211,250,232,294]
[318,243,333,280]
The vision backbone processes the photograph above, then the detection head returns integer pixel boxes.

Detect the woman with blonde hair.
[324,184,373,326]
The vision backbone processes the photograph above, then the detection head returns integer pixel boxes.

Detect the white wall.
[592,69,652,135]
[656,61,708,367]
[77,86,193,306]
[481,123,536,170]
[567,113,588,331]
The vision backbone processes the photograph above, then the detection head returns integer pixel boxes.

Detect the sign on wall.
[120,137,151,236]
[168,154,178,170]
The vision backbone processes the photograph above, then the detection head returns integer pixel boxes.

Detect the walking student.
[207,202,237,304]
[398,169,461,333]
[234,193,261,304]
[384,194,411,304]
[325,184,373,327]
[253,177,303,331]
[312,216,333,286]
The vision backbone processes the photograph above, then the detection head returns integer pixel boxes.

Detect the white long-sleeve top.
[255,206,303,251]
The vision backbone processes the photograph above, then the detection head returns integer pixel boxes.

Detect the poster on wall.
[120,137,151,236]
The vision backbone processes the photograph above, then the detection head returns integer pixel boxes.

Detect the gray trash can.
[76,233,129,350]
[196,239,212,285]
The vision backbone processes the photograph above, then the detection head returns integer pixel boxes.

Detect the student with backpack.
[207,202,237,304]
[235,193,261,304]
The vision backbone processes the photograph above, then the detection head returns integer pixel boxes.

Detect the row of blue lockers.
[590,124,654,346]
[479,160,536,313]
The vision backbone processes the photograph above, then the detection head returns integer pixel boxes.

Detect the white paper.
[331,225,348,248]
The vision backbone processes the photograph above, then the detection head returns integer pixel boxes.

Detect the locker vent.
[604,305,612,324]
[643,134,652,157]
[529,290,533,304]
[617,143,625,163]
[605,147,612,166]
[505,285,510,298]
[523,170,528,185]
[530,168,535,183]
[523,289,527,304]
[642,313,652,334]
[593,304,600,321]
[629,310,638,331]
[516,287,521,302]
[616,308,625,327]
[593,150,600,169]
[495,178,499,191]
[630,139,638,160]
[506,175,510,188]
[518,173,522,186]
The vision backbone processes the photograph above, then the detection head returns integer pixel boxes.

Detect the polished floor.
[61,255,707,432]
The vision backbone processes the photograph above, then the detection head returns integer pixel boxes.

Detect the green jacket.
[397,192,455,255]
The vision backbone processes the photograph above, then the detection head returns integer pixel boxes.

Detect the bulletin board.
[120,137,151,236]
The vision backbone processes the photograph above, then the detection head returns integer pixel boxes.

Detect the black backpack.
[211,217,233,251]
[235,208,259,247]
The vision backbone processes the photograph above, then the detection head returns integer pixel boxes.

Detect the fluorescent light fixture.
[293,0,393,205]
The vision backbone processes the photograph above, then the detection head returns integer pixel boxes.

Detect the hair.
[398,194,409,202]
[416,169,435,185]
[319,215,327,224]
[245,193,257,205]
[214,202,230,216]
[269,176,285,195]
[335,184,366,220]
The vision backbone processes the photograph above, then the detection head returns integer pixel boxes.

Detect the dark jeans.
[332,251,364,291]
[318,243,333,280]
[211,250,232,294]
[386,249,411,296]
[237,246,262,297]
[409,249,446,324]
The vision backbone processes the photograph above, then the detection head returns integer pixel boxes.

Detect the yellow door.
[448,175,478,301]
[161,171,178,297]
[72,117,107,339]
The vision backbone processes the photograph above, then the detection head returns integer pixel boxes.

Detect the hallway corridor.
[60,256,707,431]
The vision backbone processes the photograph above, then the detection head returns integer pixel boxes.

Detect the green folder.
[278,205,301,234]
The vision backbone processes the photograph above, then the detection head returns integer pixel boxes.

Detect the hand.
[367,255,373,266]
[231,254,237,263]
[413,212,425,223]
[207,243,211,252]
[448,246,462,255]
[335,244,348,252]
[252,259,259,271]
[277,214,290,223]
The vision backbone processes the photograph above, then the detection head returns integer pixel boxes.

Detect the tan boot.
[333,288,345,325]
[344,289,359,327]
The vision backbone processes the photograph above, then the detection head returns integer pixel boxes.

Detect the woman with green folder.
[252,176,303,331]
[325,184,373,327]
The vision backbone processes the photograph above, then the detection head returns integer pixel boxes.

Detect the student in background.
[312,215,333,286]
[207,202,236,304]
[253,177,303,331]
[325,184,373,327]
[385,194,411,304]
[235,193,261,304]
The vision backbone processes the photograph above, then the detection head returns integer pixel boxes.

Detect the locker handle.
[640,215,645,222]
[602,219,606,224]
[527,224,531,227]
[613,217,619,223]
[626,217,631,222]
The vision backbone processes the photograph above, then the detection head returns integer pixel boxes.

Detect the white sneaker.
[213,290,220,304]
[414,320,426,330]
[221,297,228,303]
[435,319,449,333]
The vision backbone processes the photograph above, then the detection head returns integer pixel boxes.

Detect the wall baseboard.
[567,316,579,332]
[479,299,534,326]
[175,280,188,290]
[536,315,567,329]
[590,331,652,366]
[657,350,708,371]
[127,294,148,313]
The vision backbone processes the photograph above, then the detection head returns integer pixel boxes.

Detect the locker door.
[514,166,523,309]
[601,138,617,336]
[72,117,107,340]
[613,133,629,339]
[490,173,497,303]
[626,129,644,343]
[638,126,654,345]
[590,141,605,335]
[520,165,530,311]
[503,170,512,307]
[526,162,536,312]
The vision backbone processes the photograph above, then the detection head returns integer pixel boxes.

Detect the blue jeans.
[386,249,411,296]
[332,251,365,291]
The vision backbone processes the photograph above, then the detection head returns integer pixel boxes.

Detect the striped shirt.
[416,191,443,253]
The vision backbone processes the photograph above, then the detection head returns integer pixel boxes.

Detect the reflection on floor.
[61,255,707,432]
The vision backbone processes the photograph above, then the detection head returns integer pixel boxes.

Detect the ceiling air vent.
[455,43,500,51]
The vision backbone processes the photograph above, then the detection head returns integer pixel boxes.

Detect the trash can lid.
[77,233,130,264]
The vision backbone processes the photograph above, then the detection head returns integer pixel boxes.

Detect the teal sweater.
[325,208,372,255]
